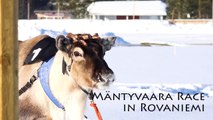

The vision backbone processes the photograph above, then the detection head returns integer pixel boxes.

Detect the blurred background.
[19,0,213,20]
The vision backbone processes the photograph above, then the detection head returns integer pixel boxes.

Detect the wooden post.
[212,0,213,25]
[198,0,202,18]
[0,0,18,120]
[27,0,30,19]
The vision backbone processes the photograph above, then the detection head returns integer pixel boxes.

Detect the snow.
[18,19,213,120]
[87,1,166,16]
[18,19,213,46]
[84,45,213,120]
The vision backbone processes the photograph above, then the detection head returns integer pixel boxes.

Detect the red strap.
[90,101,103,120]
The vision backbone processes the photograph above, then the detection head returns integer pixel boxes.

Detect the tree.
[66,0,94,18]
[165,0,212,19]
[166,0,194,19]
[19,0,28,19]
[19,0,212,19]
[49,0,94,19]
[19,0,50,19]
[199,0,212,18]
[19,0,94,19]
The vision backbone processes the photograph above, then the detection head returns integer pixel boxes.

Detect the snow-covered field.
[85,46,213,120]
[18,19,213,45]
[19,20,213,120]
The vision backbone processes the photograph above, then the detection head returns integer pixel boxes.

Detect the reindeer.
[18,33,115,120]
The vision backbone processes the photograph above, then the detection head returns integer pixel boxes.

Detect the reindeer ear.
[99,37,116,52]
[56,35,73,53]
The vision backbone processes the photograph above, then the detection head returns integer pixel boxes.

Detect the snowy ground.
[19,20,213,120]
[84,46,213,120]
[18,20,213,45]
[85,86,213,120]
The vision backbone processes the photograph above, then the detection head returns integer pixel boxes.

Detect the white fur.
[48,51,87,120]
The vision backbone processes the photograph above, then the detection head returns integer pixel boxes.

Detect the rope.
[90,101,103,120]
[78,86,103,120]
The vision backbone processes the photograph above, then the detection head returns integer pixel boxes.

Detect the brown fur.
[19,35,55,119]
[18,34,114,120]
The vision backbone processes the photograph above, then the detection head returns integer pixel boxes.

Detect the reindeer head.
[56,33,115,89]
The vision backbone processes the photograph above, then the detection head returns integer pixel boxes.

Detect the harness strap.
[90,101,103,120]
[20,57,103,120]
[19,75,37,96]
[38,57,65,111]
[78,85,94,100]
[78,86,103,120]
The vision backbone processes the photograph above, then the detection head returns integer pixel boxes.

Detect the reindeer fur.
[19,34,115,120]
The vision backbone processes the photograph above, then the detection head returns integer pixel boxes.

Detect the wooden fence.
[169,19,213,24]
[0,0,18,119]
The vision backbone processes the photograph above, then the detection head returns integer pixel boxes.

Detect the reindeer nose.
[95,72,115,89]
[101,66,115,82]
[107,73,115,82]
[99,72,115,82]
[109,72,115,82]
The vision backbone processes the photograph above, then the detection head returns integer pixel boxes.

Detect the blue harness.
[38,57,65,111]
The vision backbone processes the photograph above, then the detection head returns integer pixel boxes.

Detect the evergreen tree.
[165,0,212,19]
[67,0,94,18]
[19,0,28,19]
[49,0,94,19]
[19,0,50,19]
[19,0,212,19]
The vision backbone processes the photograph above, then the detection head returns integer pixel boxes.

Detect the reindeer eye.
[73,51,82,57]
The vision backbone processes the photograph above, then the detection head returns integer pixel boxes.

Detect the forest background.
[19,0,213,19]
